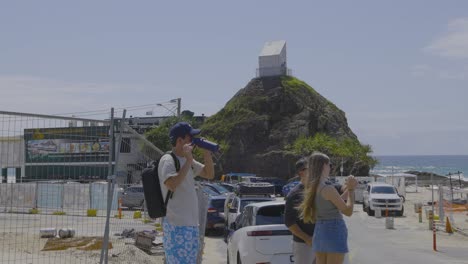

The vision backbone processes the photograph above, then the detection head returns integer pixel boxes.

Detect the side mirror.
[398,194,406,202]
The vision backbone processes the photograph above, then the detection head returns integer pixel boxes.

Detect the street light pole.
[448,173,453,202]
[177,98,181,119]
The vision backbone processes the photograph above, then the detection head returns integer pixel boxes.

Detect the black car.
[205,195,226,234]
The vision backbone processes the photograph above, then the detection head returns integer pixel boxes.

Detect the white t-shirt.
[158,153,204,226]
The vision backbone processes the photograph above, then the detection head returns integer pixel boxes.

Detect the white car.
[363,182,404,216]
[224,193,275,232]
[227,201,293,264]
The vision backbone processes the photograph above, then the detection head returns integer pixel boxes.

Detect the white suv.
[363,183,404,216]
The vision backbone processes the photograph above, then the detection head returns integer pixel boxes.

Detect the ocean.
[371,155,468,179]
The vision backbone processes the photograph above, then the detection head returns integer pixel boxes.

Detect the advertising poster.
[24,126,111,163]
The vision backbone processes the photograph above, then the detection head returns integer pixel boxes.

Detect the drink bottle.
[192,138,220,152]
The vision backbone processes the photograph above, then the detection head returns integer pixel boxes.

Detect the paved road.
[203,209,468,264]
[346,210,468,264]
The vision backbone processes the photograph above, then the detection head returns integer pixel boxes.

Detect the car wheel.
[237,252,241,264]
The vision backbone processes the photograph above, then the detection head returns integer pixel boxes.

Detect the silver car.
[120,185,145,209]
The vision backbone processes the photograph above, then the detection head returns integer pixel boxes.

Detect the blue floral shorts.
[163,218,200,264]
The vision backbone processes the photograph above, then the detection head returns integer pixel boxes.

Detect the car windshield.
[210,184,230,194]
[255,205,285,225]
[203,186,219,196]
[371,186,396,194]
[220,184,235,192]
[240,199,271,211]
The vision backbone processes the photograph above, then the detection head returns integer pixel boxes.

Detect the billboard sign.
[24,126,110,163]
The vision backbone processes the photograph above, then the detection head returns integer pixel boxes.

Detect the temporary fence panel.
[37,183,63,209]
[90,182,119,210]
[0,110,113,264]
[438,186,468,233]
[97,121,164,263]
[105,122,209,264]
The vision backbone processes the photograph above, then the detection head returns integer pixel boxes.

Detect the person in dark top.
[285,159,347,264]
[285,158,316,264]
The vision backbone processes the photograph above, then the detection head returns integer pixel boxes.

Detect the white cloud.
[438,69,468,80]
[424,18,468,58]
[410,64,432,76]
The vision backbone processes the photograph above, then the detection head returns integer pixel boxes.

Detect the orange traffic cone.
[446,217,453,234]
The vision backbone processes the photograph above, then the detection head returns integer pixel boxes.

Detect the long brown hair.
[298,152,330,223]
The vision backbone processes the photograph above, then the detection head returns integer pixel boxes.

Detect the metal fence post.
[100,109,126,264]
[35,181,39,209]
[438,185,444,224]
[100,108,115,264]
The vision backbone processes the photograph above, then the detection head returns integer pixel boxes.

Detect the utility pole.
[177,98,181,119]
[457,171,462,188]
[448,173,454,202]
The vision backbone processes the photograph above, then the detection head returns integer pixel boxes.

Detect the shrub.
[29,208,40,214]
[133,211,142,219]
[53,211,66,216]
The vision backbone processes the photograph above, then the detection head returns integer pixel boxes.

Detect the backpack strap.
[169,152,180,172]
[163,152,180,206]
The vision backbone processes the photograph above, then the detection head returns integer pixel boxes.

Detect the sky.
[0,1,467,155]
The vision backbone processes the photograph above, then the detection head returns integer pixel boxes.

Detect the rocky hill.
[201,76,365,179]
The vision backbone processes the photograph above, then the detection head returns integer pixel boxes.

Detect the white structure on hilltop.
[257,40,290,77]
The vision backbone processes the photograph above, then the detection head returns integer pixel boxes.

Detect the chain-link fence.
[437,186,468,234]
[0,110,209,264]
[0,110,113,264]
[103,121,209,264]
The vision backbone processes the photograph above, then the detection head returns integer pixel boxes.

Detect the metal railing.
[256,66,292,77]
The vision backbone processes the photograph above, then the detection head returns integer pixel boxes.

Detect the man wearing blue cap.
[158,122,214,264]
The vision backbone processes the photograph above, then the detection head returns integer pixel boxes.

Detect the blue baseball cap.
[169,122,201,142]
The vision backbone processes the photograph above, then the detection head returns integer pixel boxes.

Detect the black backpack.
[141,152,180,219]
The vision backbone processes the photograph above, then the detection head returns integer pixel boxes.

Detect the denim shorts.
[312,218,348,253]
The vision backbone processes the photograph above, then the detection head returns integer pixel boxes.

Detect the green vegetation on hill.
[281,76,340,113]
[201,95,268,140]
[291,133,378,175]
[281,76,317,94]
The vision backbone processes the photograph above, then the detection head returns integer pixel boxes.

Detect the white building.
[0,136,25,183]
[257,40,290,77]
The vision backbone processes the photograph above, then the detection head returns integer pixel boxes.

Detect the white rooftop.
[260,40,286,56]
